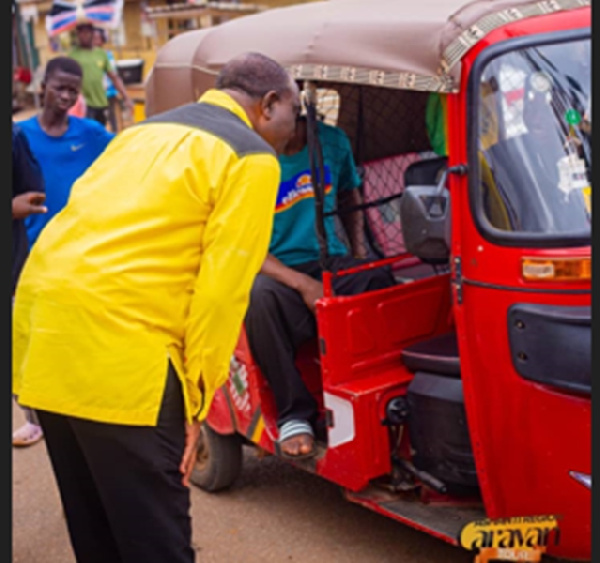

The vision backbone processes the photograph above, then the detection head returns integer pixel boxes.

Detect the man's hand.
[123,97,135,115]
[180,419,202,487]
[12,192,47,219]
[107,70,136,118]
[260,254,324,312]
[296,274,323,312]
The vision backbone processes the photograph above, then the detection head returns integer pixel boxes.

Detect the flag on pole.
[46,0,124,37]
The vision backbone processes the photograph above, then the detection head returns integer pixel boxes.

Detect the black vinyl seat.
[401,332,460,377]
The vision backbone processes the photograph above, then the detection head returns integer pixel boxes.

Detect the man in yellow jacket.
[12,52,300,563]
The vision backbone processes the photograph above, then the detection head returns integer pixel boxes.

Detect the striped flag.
[46,0,124,37]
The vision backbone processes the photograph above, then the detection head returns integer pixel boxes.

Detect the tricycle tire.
[190,423,243,492]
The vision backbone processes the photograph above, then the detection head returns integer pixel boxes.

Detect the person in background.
[11,122,47,448]
[68,92,87,118]
[93,27,120,133]
[19,57,114,250]
[68,21,133,126]
[13,52,299,563]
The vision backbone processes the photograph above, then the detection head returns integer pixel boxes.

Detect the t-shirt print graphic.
[275,167,333,214]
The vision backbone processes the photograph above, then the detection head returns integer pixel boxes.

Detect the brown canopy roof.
[146,0,590,116]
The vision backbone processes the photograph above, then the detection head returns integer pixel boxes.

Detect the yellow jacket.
[13,90,280,425]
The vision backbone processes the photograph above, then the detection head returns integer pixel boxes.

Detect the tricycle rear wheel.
[190,423,243,492]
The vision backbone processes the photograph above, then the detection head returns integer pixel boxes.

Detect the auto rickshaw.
[145,0,591,560]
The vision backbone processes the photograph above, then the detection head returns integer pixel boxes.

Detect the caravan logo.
[459,515,560,562]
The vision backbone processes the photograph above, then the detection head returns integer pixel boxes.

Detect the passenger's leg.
[245,273,319,454]
[328,255,396,295]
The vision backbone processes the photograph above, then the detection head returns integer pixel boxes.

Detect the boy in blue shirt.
[245,115,394,458]
[19,56,114,248]
[13,57,114,447]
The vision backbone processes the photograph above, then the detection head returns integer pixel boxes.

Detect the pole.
[304,81,329,272]
[20,14,40,109]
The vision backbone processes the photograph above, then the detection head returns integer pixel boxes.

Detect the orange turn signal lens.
[522,257,591,281]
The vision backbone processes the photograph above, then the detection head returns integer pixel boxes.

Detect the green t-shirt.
[68,47,111,108]
[270,121,362,266]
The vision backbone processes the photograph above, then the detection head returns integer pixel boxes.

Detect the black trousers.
[86,106,108,126]
[37,364,195,563]
[245,256,395,429]
[107,96,119,133]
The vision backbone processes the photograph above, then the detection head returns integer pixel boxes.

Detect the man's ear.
[260,90,279,120]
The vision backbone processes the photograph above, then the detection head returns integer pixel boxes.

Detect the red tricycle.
[146,0,591,560]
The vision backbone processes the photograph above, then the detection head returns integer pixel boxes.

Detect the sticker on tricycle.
[581,186,591,216]
[459,515,560,562]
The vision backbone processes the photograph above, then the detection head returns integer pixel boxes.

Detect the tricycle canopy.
[145,0,589,116]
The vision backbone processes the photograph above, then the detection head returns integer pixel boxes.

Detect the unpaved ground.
[13,402,477,563]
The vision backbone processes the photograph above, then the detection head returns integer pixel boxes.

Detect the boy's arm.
[104,52,134,113]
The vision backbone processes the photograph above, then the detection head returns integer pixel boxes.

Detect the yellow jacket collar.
[198,90,253,129]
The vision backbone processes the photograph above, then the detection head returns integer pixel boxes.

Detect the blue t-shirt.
[20,116,114,247]
[270,121,361,266]
[104,50,118,99]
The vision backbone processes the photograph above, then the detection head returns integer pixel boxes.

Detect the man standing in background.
[93,27,120,133]
[68,21,133,126]
[11,122,47,448]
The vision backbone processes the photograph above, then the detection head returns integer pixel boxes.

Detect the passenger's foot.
[12,422,44,447]
[278,420,316,459]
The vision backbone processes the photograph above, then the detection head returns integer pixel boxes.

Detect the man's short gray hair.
[216,52,292,99]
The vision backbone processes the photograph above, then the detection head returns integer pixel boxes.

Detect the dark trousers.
[86,106,108,126]
[37,364,195,563]
[107,96,119,133]
[245,256,395,429]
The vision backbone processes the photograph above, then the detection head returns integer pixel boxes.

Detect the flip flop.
[12,422,44,447]
[277,434,317,460]
[276,420,316,459]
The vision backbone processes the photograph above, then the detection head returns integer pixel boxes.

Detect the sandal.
[277,420,316,459]
[12,422,44,447]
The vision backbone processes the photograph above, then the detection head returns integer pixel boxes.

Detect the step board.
[346,486,485,546]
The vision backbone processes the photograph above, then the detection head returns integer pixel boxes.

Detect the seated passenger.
[245,115,395,459]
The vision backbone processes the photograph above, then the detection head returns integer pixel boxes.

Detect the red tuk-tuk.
[145,1,591,560]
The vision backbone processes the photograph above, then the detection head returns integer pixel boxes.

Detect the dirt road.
[13,403,475,563]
